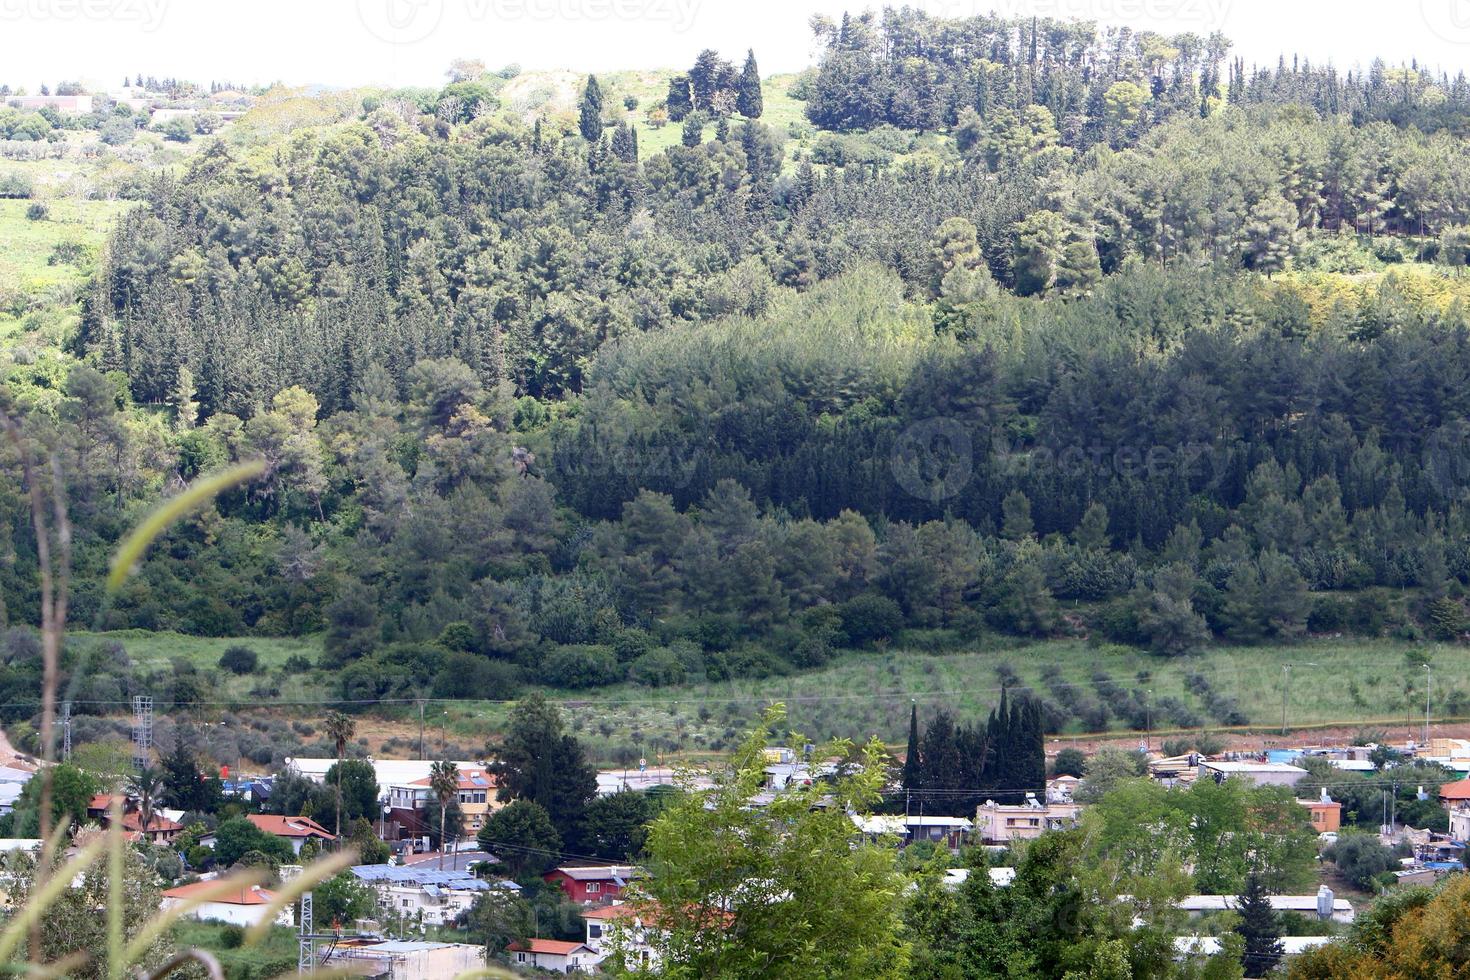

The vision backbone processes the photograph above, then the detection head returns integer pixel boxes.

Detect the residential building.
[508,938,599,972]
[402,767,498,834]
[1196,760,1309,788]
[973,797,1081,844]
[285,757,481,798]
[1298,796,1342,834]
[349,864,516,927]
[582,901,731,970]
[544,865,639,905]
[320,939,484,979]
[160,882,290,928]
[244,814,335,855]
[849,814,973,851]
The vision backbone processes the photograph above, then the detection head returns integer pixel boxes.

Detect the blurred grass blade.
[243,850,357,947]
[0,835,106,963]
[122,868,268,966]
[106,461,266,592]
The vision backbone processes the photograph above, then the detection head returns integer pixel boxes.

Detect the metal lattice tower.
[298,890,314,974]
[131,695,153,770]
[61,701,71,762]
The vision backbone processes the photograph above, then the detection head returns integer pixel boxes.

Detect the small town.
[8,0,1470,976]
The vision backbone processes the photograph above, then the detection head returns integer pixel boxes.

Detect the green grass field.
[0,196,129,293]
[432,637,1467,764]
[71,630,322,674]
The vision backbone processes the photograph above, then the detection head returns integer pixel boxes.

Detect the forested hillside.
[6,8,1470,750]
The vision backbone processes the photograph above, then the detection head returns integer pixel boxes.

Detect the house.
[285,757,481,798]
[544,865,639,905]
[1196,760,1309,788]
[320,938,484,978]
[244,814,335,855]
[349,863,517,927]
[399,767,499,834]
[850,814,973,851]
[160,881,290,928]
[974,798,1081,844]
[508,938,599,973]
[120,810,184,845]
[596,768,712,796]
[1298,796,1342,834]
[1046,775,1080,803]
[582,901,732,970]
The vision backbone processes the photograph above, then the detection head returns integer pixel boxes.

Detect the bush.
[25,202,48,221]
[0,173,34,198]
[838,594,903,646]
[627,648,685,687]
[1053,747,1086,777]
[218,645,259,675]
[540,645,620,689]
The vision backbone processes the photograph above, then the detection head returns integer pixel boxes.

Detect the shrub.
[540,645,620,689]
[218,645,259,675]
[25,202,48,221]
[838,594,903,646]
[627,648,686,687]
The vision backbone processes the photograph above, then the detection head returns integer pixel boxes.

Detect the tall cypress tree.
[901,702,922,792]
[737,49,763,118]
[666,74,693,121]
[579,74,604,142]
[1236,872,1284,976]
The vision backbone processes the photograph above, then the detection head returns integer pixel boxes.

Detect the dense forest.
[6,9,1470,738]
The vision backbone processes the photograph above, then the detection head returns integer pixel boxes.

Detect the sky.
[3,0,1470,92]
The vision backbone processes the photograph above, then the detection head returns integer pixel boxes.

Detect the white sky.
[2,0,1470,92]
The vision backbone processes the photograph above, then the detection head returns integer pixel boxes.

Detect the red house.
[543,864,639,905]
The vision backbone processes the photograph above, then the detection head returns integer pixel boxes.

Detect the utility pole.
[1281,663,1319,735]
[418,699,425,759]
[61,701,71,762]
[1424,664,1432,748]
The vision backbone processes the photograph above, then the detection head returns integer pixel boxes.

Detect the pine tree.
[901,702,922,792]
[1236,872,1284,976]
[579,74,604,142]
[610,122,638,163]
[681,113,704,147]
[737,49,763,118]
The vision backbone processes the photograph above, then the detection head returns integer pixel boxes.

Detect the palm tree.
[323,711,356,842]
[428,760,459,871]
[126,766,163,836]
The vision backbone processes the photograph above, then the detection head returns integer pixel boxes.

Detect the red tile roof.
[162,881,277,905]
[1440,778,1470,801]
[509,939,591,955]
[120,812,182,833]
[246,814,335,839]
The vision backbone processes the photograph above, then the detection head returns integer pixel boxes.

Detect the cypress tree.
[666,74,693,122]
[901,702,921,792]
[611,122,638,163]
[1236,872,1284,975]
[579,74,604,142]
[737,49,763,118]
[681,113,704,147]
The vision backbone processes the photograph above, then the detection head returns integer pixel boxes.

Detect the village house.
[1298,793,1342,834]
[244,814,335,855]
[973,797,1081,844]
[582,901,732,970]
[160,881,290,928]
[508,938,600,973]
[1196,760,1309,788]
[349,863,516,927]
[544,864,639,905]
[849,814,974,851]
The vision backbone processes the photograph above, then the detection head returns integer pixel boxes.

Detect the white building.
[320,939,484,979]
[349,864,517,927]
[1197,761,1309,788]
[159,881,291,928]
[508,938,600,972]
[284,758,481,798]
